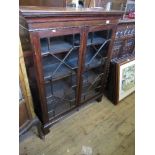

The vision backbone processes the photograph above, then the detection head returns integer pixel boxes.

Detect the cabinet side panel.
[105,61,117,103]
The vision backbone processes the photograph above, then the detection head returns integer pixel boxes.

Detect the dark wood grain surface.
[20,6,124,17]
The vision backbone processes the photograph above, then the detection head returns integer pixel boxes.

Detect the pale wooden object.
[19,39,35,119]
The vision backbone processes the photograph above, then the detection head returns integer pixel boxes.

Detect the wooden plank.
[19,93,134,155]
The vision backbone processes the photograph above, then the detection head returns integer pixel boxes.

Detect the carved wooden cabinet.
[111,20,135,59]
[105,20,135,104]
[20,6,123,134]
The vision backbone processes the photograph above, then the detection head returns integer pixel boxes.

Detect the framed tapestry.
[116,58,135,103]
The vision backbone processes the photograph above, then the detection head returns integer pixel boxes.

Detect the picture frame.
[105,56,135,105]
[116,58,135,104]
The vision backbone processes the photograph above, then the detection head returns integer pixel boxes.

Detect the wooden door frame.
[77,24,118,103]
[29,27,83,128]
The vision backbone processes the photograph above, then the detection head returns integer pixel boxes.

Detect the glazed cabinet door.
[33,27,82,121]
[80,26,114,104]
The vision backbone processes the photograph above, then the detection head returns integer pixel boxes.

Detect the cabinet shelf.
[42,52,78,81]
[85,48,107,70]
[74,34,107,46]
[66,58,78,69]
[64,49,107,70]
[81,68,103,104]
[64,49,79,69]
[45,76,76,98]
[46,89,76,105]
[81,86,101,96]
[47,93,76,119]
[85,57,105,70]
[81,85,101,102]
[46,88,76,118]
[82,70,103,89]
[75,36,107,46]
[43,63,74,81]
[40,36,74,55]
[41,41,73,56]
[89,36,107,46]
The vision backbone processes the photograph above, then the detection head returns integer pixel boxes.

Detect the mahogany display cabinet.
[19,6,123,134]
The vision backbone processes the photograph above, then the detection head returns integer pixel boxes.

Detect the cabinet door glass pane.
[81,29,112,103]
[40,33,80,119]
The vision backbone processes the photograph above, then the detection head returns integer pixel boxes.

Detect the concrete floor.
[19,93,135,155]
